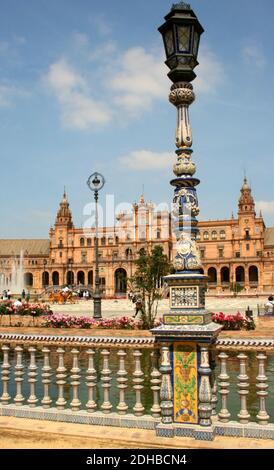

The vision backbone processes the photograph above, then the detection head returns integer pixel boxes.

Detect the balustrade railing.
[0,333,161,430]
[1,333,274,439]
[214,338,274,438]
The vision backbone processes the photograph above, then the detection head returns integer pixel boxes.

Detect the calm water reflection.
[1,350,274,421]
[1,349,154,414]
[215,352,274,421]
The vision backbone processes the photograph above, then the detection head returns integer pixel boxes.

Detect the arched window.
[115,236,119,244]
[87,238,92,246]
[24,272,33,287]
[212,231,217,240]
[77,271,85,285]
[80,237,85,247]
[196,231,201,241]
[115,268,127,294]
[66,271,74,285]
[157,230,161,239]
[125,248,133,258]
[249,266,258,284]
[52,271,59,286]
[203,231,209,240]
[208,267,217,283]
[101,237,106,246]
[221,267,230,284]
[42,271,49,288]
[220,230,226,240]
[236,266,245,283]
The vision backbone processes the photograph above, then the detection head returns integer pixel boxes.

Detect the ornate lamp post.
[158,2,206,301]
[67,258,73,287]
[43,259,47,289]
[152,3,222,439]
[87,172,105,319]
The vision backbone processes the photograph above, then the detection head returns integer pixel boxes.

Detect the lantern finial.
[172,2,191,10]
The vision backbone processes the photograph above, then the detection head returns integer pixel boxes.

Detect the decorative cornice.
[0,333,274,351]
[0,333,155,348]
[216,338,274,350]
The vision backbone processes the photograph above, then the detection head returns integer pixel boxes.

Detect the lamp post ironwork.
[87,172,105,319]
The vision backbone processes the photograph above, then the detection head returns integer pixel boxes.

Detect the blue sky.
[0,0,274,237]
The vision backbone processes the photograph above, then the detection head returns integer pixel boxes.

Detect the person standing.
[264,296,274,315]
[133,298,143,319]
[22,289,26,300]
[7,289,11,300]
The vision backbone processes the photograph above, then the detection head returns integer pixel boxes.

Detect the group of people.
[128,291,143,318]
[61,286,90,299]
[1,289,12,300]
[1,289,30,302]
[72,288,90,299]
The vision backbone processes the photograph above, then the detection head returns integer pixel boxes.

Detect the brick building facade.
[1,180,274,296]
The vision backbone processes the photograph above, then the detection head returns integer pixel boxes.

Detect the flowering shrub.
[0,301,52,317]
[43,314,142,329]
[0,301,13,316]
[212,311,255,330]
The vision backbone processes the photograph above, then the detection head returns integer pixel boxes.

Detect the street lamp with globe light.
[87,172,105,319]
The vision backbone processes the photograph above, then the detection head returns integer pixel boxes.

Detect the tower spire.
[238,177,255,216]
[55,189,73,228]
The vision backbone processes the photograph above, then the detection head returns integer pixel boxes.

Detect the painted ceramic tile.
[164,315,203,325]
[173,342,198,424]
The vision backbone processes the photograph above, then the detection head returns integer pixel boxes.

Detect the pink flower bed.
[0,300,52,317]
[212,312,255,330]
[42,314,143,329]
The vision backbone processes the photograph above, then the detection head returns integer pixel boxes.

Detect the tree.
[129,246,171,329]
[230,282,244,296]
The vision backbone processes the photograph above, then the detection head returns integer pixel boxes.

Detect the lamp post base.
[93,294,102,319]
[151,270,222,430]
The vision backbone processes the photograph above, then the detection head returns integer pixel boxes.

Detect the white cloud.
[88,40,117,62]
[44,41,225,129]
[110,45,225,114]
[256,201,274,215]
[45,58,111,129]
[119,150,173,170]
[242,42,266,69]
[110,47,168,115]
[195,45,225,94]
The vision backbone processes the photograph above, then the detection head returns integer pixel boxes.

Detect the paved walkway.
[0,416,273,449]
[49,296,265,318]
